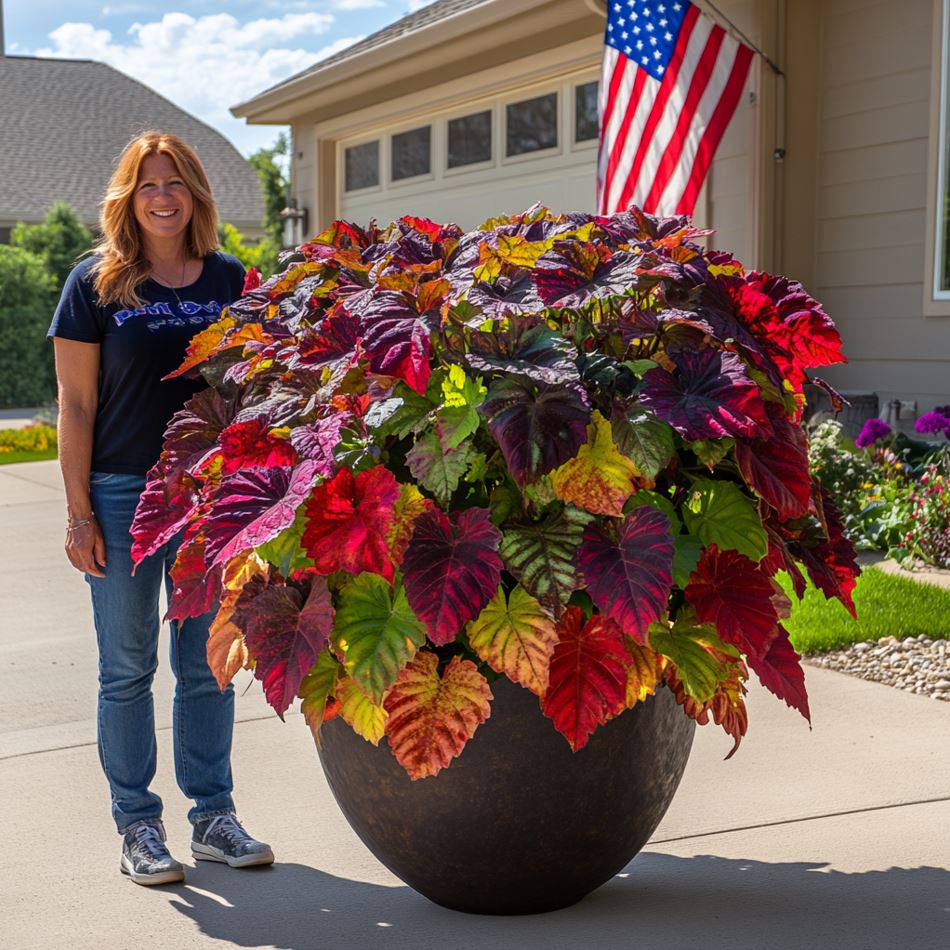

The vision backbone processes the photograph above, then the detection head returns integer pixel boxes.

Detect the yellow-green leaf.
[336,673,388,745]
[299,648,341,743]
[466,585,558,696]
[551,411,640,516]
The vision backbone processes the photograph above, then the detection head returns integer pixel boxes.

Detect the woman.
[49,131,274,886]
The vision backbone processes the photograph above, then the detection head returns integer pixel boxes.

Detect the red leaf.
[666,658,749,758]
[219,418,298,475]
[577,507,675,643]
[792,491,860,618]
[401,507,503,645]
[301,466,401,581]
[684,545,779,659]
[541,607,629,751]
[745,624,810,722]
[166,535,223,621]
[383,651,492,779]
[233,575,335,717]
[131,464,201,566]
[242,267,261,294]
[734,408,811,520]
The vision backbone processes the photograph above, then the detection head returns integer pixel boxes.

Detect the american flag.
[596,0,754,217]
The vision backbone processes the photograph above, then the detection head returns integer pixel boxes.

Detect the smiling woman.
[46,130,274,888]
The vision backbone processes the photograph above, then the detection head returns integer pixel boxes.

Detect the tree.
[0,246,57,408]
[11,202,93,289]
[249,133,290,246]
[218,223,280,279]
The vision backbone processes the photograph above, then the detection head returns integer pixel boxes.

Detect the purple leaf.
[578,507,675,643]
[533,242,644,308]
[401,507,503,646]
[205,461,320,567]
[479,377,591,487]
[358,291,433,394]
[640,348,771,441]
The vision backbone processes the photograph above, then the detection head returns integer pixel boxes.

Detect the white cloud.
[332,0,386,8]
[35,13,360,155]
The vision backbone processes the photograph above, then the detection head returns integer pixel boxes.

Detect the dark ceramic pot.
[317,677,695,915]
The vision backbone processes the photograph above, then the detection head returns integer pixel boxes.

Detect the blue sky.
[3,1,435,155]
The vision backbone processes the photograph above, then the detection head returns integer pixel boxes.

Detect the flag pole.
[697,0,785,76]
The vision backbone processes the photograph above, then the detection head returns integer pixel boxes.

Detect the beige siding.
[814,0,950,412]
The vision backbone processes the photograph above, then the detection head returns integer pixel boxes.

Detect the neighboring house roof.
[0,55,263,230]
[256,0,490,98]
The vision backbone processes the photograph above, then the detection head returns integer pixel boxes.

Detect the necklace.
[150,257,188,308]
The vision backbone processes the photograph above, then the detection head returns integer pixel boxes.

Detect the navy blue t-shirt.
[48,252,245,475]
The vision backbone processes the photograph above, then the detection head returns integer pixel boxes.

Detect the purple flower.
[915,411,950,438]
[856,417,892,448]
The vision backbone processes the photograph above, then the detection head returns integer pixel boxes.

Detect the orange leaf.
[386,483,435,565]
[623,636,668,708]
[383,651,492,779]
[206,592,249,690]
[165,316,268,379]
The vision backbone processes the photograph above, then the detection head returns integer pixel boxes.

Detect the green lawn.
[782,566,950,654]
[0,448,58,465]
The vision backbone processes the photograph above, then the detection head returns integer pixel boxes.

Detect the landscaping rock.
[804,637,950,700]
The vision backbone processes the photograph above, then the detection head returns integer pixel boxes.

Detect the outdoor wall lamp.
[280,198,309,248]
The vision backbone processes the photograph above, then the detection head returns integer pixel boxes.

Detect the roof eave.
[231,0,560,124]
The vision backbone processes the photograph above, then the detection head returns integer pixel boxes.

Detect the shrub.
[219,223,280,279]
[0,246,57,408]
[0,424,57,454]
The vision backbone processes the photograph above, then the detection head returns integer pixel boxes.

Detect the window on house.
[506,93,558,157]
[392,126,431,181]
[448,110,492,168]
[575,81,599,143]
[344,141,379,191]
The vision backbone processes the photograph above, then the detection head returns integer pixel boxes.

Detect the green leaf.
[336,673,388,744]
[332,573,427,703]
[610,404,675,480]
[489,482,522,526]
[373,383,436,441]
[689,438,734,469]
[434,365,486,450]
[673,534,703,588]
[623,359,659,377]
[647,621,739,703]
[626,489,681,530]
[406,430,474,506]
[681,479,768,561]
[255,505,314,575]
[500,506,592,617]
[299,648,341,742]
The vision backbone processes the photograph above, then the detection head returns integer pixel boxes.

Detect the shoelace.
[204,813,247,844]
[133,822,167,859]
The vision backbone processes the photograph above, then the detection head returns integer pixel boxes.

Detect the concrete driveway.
[2,460,947,950]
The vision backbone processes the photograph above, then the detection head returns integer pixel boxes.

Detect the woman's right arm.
[54,339,106,577]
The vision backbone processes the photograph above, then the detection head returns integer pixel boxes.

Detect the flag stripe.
[595,0,756,218]
[601,65,649,214]
[657,31,745,213]
[642,25,726,211]
[678,42,754,214]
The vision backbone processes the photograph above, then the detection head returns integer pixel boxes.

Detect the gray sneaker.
[120,820,185,886]
[191,812,274,868]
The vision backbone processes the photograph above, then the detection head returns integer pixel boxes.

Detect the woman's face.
[132,152,194,247]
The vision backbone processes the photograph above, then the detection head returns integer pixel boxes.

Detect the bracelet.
[67,515,95,529]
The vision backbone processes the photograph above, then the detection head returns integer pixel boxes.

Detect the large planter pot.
[317,677,695,915]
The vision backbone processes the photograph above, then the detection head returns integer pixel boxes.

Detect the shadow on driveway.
[167,851,948,950]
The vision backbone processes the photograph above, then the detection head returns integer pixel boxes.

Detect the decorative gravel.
[805,636,950,701]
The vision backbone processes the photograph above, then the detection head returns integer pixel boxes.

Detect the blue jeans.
[87,471,235,833]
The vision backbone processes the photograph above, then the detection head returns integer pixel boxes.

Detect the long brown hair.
[92,131,219,307]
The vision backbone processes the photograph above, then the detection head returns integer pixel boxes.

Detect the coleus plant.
[131,204,859,780]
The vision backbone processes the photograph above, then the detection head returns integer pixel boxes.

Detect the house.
[0,47,264,241]
[232,0,950,418]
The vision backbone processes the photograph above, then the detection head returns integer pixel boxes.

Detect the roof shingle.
[252,0,491,99]
[0,55,263,230]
